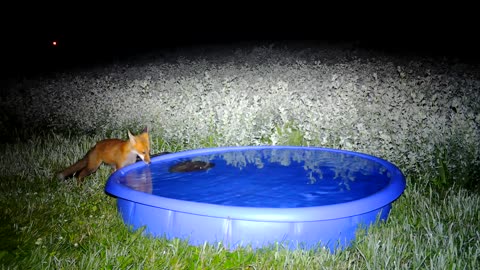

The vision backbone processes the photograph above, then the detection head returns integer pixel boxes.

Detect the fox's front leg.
[109,164,117,174]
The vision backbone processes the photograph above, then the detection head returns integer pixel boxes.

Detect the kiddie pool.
[105,146,406,252]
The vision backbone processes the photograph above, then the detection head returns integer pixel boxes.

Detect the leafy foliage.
[3,45,479,188]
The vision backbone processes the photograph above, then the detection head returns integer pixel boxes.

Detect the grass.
[0,131,479,269]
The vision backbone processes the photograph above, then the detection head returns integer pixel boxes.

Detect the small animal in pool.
[169,160,215,173]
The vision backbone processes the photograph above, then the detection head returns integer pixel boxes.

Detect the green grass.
[1,132,479,269]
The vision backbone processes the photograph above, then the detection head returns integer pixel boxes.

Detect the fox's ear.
[142,126,148,133]
[128,130,136,143]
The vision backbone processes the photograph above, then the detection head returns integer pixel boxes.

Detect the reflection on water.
[123,166,153,193]
[120,148,391,208]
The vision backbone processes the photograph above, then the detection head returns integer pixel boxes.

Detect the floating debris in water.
[169,160,215,173]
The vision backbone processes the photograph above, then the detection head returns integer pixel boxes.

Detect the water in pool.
[120,148,391,208]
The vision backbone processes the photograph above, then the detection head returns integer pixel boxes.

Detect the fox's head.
[128,127,151,164]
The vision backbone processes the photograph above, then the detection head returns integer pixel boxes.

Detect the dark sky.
[2,5,479,78]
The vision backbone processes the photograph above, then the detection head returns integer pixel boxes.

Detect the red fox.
[57,127,151,183]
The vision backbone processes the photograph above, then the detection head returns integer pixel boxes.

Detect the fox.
[57,127,151,184]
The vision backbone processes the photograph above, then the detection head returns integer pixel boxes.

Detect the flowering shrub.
[3,45,479,186]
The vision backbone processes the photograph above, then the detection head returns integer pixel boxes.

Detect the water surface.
[120,149,390,208]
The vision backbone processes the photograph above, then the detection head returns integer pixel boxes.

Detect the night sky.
[2,6,479,79]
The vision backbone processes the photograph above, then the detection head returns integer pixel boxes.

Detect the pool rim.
[105,145,406,222]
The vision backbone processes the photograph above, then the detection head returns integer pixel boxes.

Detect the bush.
[2,45,479,188]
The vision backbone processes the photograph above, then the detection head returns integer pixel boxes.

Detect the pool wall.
[116,197,392,251]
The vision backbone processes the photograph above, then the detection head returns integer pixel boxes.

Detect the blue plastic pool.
[105,146,406,252]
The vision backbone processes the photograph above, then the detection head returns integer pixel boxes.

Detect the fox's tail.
[57,157,88,180]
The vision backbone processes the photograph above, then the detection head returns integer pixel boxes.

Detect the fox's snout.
[136,152,151,165]
[143,154,151,164]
